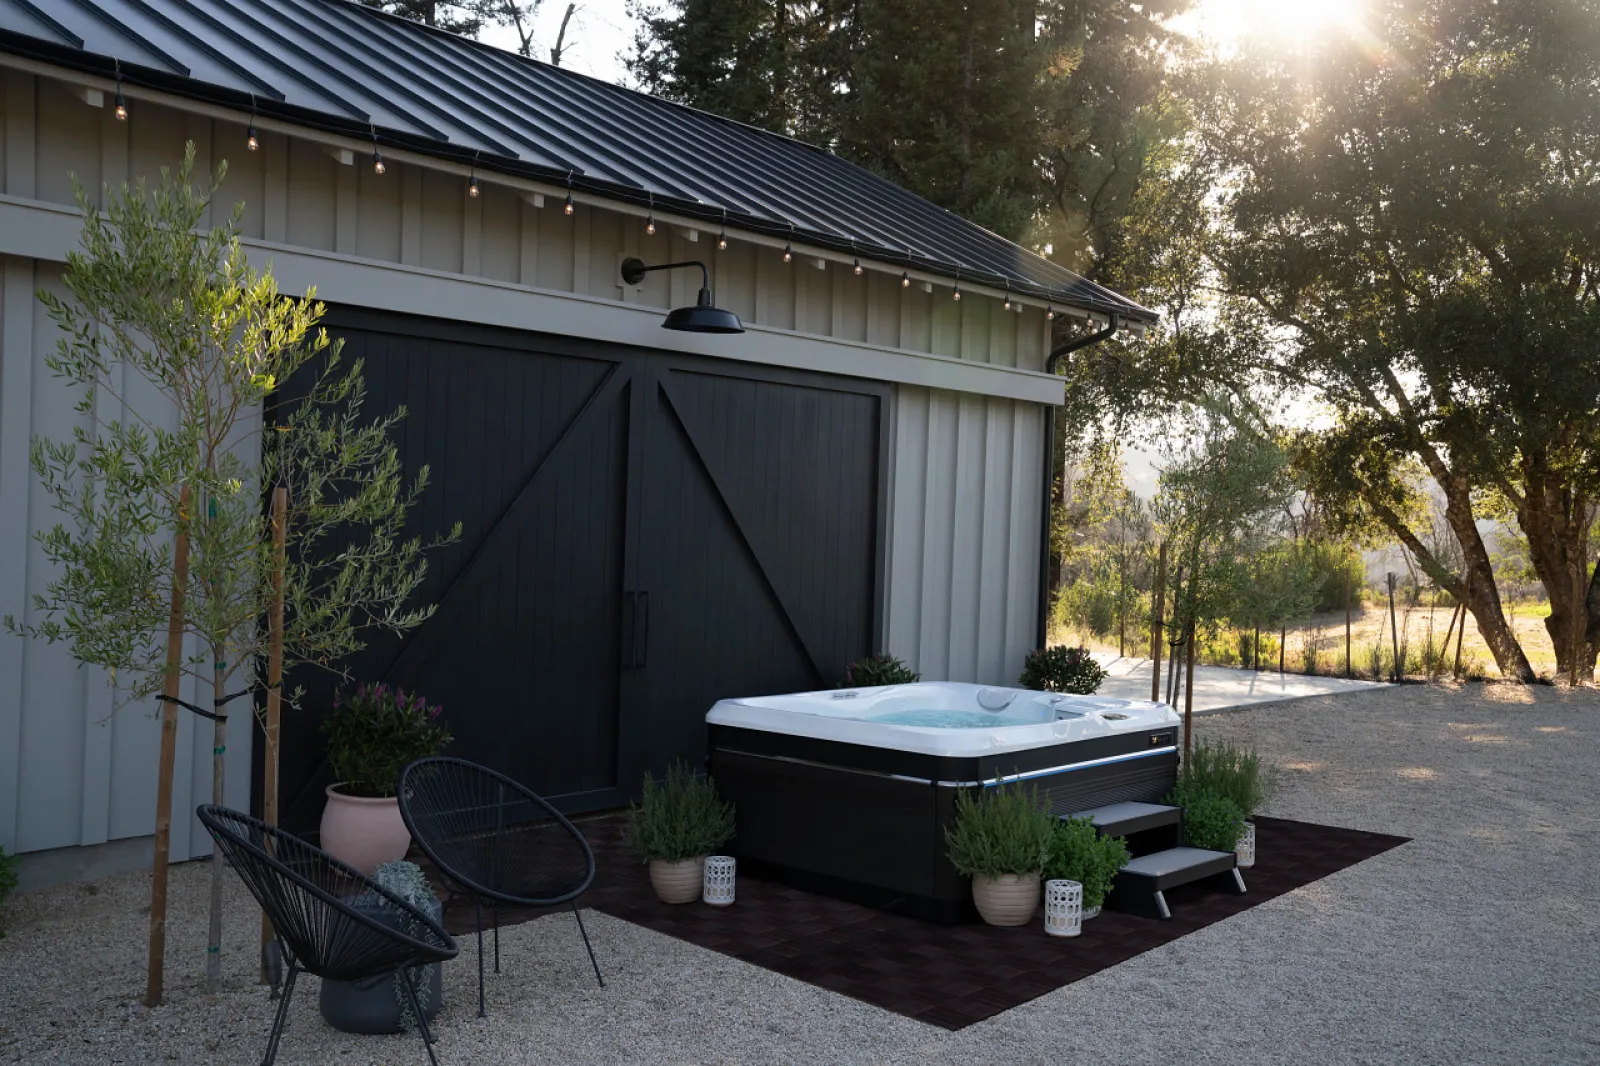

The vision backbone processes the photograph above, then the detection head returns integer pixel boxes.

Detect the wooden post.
[1279,624,1286,675]
[1387,572,1400,682]
[1253,625,1260,671]
[1438,600,1463,681]
[146,485,192,1008]
[1183,621,1196,757]
[1150,542,1166,703]
[1344,570,1352,679]
[1571,551,1586,688]
[260,486,288,981]
[1454,569,1470,680]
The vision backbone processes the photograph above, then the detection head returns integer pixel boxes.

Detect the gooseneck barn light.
[620,257,744,334]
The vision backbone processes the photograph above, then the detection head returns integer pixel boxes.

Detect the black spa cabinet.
[708,723,1179,923]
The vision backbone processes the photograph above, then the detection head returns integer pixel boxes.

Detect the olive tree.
[6,144,457,1004]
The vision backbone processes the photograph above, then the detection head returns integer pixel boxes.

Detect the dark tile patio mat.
[437,815,1407,1031]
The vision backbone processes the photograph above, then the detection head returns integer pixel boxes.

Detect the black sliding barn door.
[272,310,884,829]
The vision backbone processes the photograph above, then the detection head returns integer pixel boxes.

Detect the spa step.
[1105,846,1246,921]
[1068,801,1181,838]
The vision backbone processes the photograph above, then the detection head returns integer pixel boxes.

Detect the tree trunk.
[146,485,192,1008]
[1374,471,1535,680]
[1520,478,1598,680]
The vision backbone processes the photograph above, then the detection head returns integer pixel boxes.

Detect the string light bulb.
[114,88,127,121]
[247,124,259,151]
[1046,304,1056,320]
[645,213,656,236]
[564,171,574,215]
[901,270,910,288]
[952,286,962,302]
[783,241,792,263]
[717,229,728,251]
[372,148,385,175]
[853,258,863,276]
[1003,288,1012,311]
[468,174,479,197]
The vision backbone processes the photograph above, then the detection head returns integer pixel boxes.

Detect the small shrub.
[1174,740,1274,817]
[0,845,18,937]
[1019,645,1107,694]
[839,654,919,688]
[1045,817,1131,909]
[627,761,735,863]
[945,779,1056,878]
[323,684,451,798]
[1172,787,1246,852]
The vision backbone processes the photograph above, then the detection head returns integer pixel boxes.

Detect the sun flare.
[1190,0,1369,44]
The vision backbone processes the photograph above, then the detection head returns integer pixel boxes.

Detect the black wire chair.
[197,805,460,1066]
[398,757,604,1018]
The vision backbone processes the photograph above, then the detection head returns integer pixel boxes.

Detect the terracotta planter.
[971,873,1040,926]
[649,857,706,904]
[320,785,412,875]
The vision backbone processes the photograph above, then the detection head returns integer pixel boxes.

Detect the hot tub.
[707,683,1180,922]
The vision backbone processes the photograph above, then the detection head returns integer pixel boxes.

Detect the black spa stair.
[1072,800,1247,921]
[1106,847,1246,920]
[1069,800,1181,839]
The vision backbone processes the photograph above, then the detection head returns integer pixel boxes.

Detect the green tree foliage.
[1154,397,1295,639]
[6,146,458,995]
[1063,0,1600,681]
[627,0,1189,252]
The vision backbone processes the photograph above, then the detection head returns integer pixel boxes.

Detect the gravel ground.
[2,682,1596,1065]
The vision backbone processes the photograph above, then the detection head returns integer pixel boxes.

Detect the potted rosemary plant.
[945,779,1056,926]
[1046,816,1131,919]
[627,762,736,904]
[1168,740,1274,866]
[321,684,451,874]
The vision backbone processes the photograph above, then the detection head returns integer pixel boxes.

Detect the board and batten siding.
[885,388,1043,685]
[0,64,1057,871]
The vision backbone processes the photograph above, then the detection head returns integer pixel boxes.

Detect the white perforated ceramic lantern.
[1044,879,1083,938]
[1236,821,1256,869]
[702,855,737,906]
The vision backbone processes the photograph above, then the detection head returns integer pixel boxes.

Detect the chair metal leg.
[493,904,500,974]
[398,969,441,1066]
[475,898,487,1019]
[260,964,300,1066]
[572,902,604,988]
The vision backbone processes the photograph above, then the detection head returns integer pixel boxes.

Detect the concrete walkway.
[1092,653,1384,713]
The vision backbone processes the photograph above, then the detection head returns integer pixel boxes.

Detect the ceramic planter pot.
[971,873,1040,926]
[1083,905,1102,920]
[321,785,412,875]
[649,857,706,904]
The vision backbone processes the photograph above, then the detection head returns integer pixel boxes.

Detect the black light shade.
[620,257,745,334]
[663,289,744,333]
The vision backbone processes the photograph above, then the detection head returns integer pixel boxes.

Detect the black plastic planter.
[319,896,445,1034]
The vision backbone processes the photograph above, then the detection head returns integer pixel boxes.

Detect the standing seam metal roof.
[0,0,1157,322]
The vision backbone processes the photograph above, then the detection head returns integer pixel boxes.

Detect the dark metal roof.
[0,0,1156,323]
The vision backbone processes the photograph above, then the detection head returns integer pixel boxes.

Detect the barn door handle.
[636,591,650,668]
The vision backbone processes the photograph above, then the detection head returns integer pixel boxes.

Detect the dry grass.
[1061,597,1561,680]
